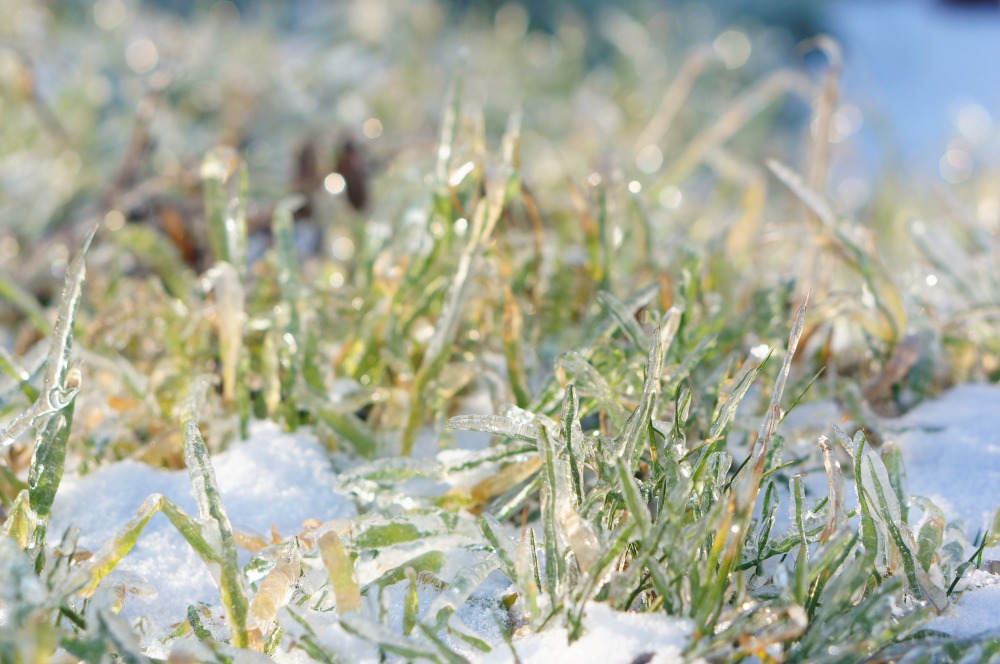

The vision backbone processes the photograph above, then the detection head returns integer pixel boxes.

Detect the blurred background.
[1,0,998,307]
[2,0,1000,482]
[1,0,998,237]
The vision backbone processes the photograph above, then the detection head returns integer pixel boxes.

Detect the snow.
[47,420,356,651]
[889,383,1000,536]
[479,603,691,664]
[888,384,1000,639]
[930,558,1000,638]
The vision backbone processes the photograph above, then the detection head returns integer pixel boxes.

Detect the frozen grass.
[2,1,1000,663]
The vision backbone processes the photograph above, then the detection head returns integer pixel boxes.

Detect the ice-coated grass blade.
[837,426,880,575]
[560,384,584,506]
[421,556,499,632]
[597,290,648,350]
[619,328,664,469]
[708,354,768,439]
[248,542,301,650]
[2,490,34,548]
[402,106,521,455]
[881,440,909,523]
[3,228,95,552]
[502,285,530,408]
[911,496,944,573]
[318,530,361,614]
[207,261,245,405]
[555,351,627,428]
[739,297,806,510]
[479,514,518,581]
[864,455,922,599]
[201,147,248,274]
[77,486,250,646]
[2,226,94,448]
[26,400,75,549]
[537,425,563,604]
[615,457,652,536]
[403,567,419,636]
[435,57,465,184]
[362,551,447,594]
[181,417,250,647]
[446,414,539,443]
[818,435,846,541]
[272,195,305,304]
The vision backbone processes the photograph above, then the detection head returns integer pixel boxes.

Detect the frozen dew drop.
[495,3,529,43]
[635,144,663,174]
[104,210,125,231]
[940,149,972,184]
[331,236,355,261]
[93,0,126,30]
[956,102,992,143]
[836,178,868,211]
[926,274,937,287]
[659,185,682,209]
[714,30,751,69]
[628,180,642,193]
[324,173,346,195]
[125,37,158,74]
[0,235,19,260]
[363,118,383,139]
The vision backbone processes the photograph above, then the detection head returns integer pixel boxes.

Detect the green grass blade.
[181,418,250,647]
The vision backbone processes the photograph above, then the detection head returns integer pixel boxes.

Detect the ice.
[47,420,355,651]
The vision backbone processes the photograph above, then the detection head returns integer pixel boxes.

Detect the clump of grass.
[2,2,1000,663]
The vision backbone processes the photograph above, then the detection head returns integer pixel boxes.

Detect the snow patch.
[891,383,1000,535]
[48,420,355,649]
[480,603,692,664]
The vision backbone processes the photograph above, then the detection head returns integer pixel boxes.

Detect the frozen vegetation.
[2,1,1000,663]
